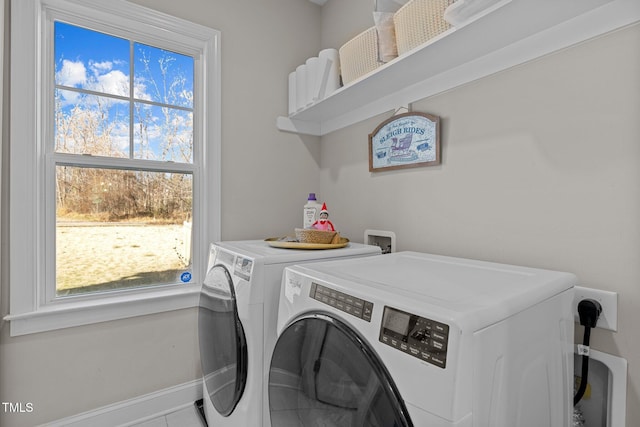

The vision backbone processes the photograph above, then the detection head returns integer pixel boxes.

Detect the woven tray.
[265,237,350,250]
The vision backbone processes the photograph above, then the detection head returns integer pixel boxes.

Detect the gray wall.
[319,0,640,424]
[0,309,201,425]
[2,0,639,425]
[0,0,322,425]
[130,0,324,241]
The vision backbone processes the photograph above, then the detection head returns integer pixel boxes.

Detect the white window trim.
[6,0,221,336]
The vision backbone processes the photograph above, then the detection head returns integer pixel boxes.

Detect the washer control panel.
[379,306,449,369]
[309,283,374,322]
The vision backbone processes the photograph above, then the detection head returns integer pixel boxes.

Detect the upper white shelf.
[277,0,640,136]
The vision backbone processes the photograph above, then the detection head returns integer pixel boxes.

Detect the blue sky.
[55,21,193,106]
[54,21,194,162]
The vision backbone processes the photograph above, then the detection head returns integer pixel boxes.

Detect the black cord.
[573,325,591,406]
[574,298,601,406]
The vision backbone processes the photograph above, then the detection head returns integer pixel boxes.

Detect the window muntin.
[51,21,196,297]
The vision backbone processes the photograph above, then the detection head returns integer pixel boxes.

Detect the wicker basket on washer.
[394,0,455,56]
[338,26,381,85]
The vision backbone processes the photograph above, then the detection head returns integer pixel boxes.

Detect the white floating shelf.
[277,0,640,136]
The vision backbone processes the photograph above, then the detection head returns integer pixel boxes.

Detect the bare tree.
[55,49,193,223]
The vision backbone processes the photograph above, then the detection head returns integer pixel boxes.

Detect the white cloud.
[94,70,129,97]
[89,60,114,76]
[57,59,87,87]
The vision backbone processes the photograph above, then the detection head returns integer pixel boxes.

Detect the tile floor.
[130,404,205,427]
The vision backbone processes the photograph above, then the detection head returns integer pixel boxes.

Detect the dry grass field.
[56,222,190,296]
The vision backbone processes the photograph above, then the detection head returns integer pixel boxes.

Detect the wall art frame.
[368,112,440,172]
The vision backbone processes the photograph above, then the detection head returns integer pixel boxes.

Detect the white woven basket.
[338,26,381,85]
[394,0,454,56]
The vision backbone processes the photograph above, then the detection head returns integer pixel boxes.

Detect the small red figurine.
[312,203,335,231]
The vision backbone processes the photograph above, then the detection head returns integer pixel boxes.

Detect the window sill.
[3,285,202,336]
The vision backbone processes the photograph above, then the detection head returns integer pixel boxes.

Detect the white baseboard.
[40,379,203,427]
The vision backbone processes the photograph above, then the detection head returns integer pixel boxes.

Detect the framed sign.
[369,112,440,172]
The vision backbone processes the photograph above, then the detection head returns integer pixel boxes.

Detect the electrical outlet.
[573,286,618,332]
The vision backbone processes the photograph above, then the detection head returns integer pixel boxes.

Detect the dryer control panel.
[379,306,449,369]
[309,283,374,322]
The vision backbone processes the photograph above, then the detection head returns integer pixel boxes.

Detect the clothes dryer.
[269,251,576,427]
[198,239,381,427]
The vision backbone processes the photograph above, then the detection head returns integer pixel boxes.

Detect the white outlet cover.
[573,286,618,332]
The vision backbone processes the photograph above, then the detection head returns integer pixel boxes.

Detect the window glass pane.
[56,166,193,297]
[55,89,130,156]
[133,103,193,162]
[134,42,194,108]
[55,22,130,97]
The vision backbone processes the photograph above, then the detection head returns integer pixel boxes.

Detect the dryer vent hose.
[573,405,586,426]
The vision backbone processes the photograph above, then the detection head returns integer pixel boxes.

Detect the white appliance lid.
[213,239,380,264]
[293,251,576,329]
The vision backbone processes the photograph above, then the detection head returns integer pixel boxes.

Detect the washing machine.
[198,239,381,426]
[269,251,576,427]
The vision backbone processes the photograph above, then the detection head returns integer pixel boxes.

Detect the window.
[53,22,195,298]
[7,0,221,335]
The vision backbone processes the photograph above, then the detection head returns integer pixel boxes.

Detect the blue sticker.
[180,272,192,283]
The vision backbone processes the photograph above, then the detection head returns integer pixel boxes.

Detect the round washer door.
[269,313,413,427]
[198,264,248,417]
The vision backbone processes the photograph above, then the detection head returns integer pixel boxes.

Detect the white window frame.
[6,0,221,336]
